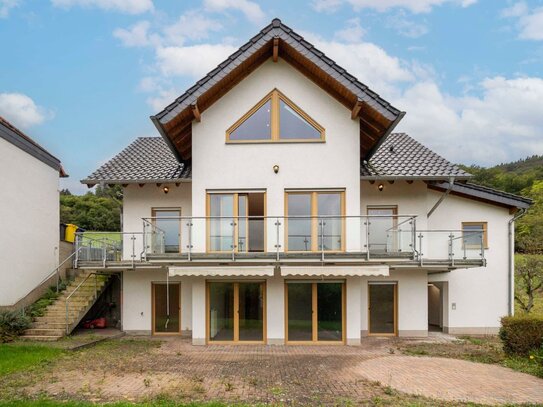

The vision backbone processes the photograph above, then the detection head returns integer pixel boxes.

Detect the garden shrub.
[500,315,543,355]
[0,311,31,343]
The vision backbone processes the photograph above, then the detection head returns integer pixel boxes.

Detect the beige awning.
[280,265,389,277]
[169,266,275,277]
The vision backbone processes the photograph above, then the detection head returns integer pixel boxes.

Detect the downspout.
[508,208,527,316]
[427,177,455,218]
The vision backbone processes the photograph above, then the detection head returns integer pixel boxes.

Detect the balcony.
[73,215,486,270]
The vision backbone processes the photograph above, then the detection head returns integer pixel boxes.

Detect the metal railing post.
[411,218,417,260]
[131,234,136,268]
[418,233,424,266]
[449,233,455,267]
[102,244,107,268]
[187,220,193,262]
[320,219,325,262]
[365,219,370,261]
[275,218,281,262]
[231,217,236,262]
[480,232,485,264]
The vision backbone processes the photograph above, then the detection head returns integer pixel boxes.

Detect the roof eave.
[361,175,472,181]
[150,115,184,163]
[81,178,192,187]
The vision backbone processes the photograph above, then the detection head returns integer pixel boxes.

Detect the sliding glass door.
[286,282,344,343]
[208,193,265,253]
[208,281,265,343]
[286,191,345,252]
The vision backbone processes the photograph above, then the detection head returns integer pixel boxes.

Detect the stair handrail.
[65,272,101,334]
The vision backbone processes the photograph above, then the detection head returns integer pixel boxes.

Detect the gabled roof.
[81,137,190,186]
[428,181,532,210]
[360,133,470,180]
[0,116,67,177]
[151,18,404,163]
[82,133,467,185]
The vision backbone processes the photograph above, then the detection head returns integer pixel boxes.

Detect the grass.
[81,231,122,244]
[399,336,543,378]
[0,343,65,376]
[0,401,244,407]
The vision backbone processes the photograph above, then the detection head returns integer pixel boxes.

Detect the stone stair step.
[20,335,63,342]
[25,328,66,336]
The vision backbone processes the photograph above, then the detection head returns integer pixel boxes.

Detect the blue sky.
[1,0,542,194]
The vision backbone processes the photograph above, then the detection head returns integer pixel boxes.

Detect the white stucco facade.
[115,56,519,343]
[0,137,60,306]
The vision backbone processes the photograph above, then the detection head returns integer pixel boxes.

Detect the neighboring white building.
[80,19,531,344]
[0,117,66,308]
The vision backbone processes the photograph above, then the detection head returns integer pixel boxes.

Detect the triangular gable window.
[227,89,325,142]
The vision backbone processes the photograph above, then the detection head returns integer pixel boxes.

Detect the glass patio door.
[286,282,344,343]
[208,282,265,343]
[368,283,397,335]
[367,207,397,254]
[152,209,181,253]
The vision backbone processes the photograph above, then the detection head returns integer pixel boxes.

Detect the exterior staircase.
[21,271,111,341]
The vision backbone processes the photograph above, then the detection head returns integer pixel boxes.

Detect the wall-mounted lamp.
[163,186,169,194]
[273,165,279,174]
[378,183,384,192]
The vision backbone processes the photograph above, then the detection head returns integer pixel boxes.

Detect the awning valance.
[169,266,275,277]
[280,265,389,277]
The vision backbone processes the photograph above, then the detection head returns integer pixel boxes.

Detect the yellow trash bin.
[65,224,78,243]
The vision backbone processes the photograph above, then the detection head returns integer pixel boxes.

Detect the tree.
[60,186,122,231]
[515,254,543,313]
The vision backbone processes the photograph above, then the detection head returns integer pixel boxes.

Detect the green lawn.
[0,401,238,407]
[0,344,65,376]
[82,231,122,244]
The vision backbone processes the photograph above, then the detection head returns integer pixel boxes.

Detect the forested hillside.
[460,155,543,253]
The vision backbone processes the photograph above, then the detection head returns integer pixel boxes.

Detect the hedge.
[0,311,31,343]
[499,315,543,355]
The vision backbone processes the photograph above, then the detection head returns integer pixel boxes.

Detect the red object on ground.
[82,317,106,329]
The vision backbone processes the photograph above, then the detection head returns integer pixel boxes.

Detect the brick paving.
[16,337,543,405]
[356,355,543,405]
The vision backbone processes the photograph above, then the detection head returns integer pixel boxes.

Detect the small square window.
[462,222,488,249]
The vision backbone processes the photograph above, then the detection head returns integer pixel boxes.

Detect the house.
[77,19,531,345]
[0,117,67,309]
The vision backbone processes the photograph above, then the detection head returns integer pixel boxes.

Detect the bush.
[0,311,31,343]
[500,315,543,355]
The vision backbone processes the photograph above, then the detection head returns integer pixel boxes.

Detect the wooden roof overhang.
[151,19,405,164]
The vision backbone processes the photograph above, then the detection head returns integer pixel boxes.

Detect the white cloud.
[0,92,52,129]
[163,11,222,46]
[203,0,265,24]
[113,21,157,47]
[155,43,237,78]
[334,18,365,43]
[387,12,429,38]
[313,0,476,13]
[0,0,20,18]
[501,2,543,41]
[51,0,154,14]
[396,77,543,165]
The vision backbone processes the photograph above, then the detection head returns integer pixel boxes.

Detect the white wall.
[191,59,361,253]
[360,270,428,336]
[427,192,511,333]
[122,183,191,259]
[122,269,193,334]
[0,137,60,306]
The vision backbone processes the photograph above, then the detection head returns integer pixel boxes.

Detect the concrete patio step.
[24,328,66,336]
[20,334,63,342]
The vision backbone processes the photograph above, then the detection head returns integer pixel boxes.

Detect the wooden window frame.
[462,221,488,249]
[151,207,182,254]
[284,191,346,253]
[226,88,325,143]
[206,192,267,253]
[205,281,267,345]
[284,281,346,345]
[151,282,182,336]
[367,282,398,337]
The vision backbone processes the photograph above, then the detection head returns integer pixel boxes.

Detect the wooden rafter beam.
[351,101,363,120]
[191,104,201,122]
[273,38,279,62]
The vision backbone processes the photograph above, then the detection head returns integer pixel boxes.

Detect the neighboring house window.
[207,192,266,253]
[226,89,325,142]
[285,191,344,252]
[462,222,488,249]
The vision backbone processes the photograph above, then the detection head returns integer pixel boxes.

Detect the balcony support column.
[191,277,206,345]
[346,277,362,345]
